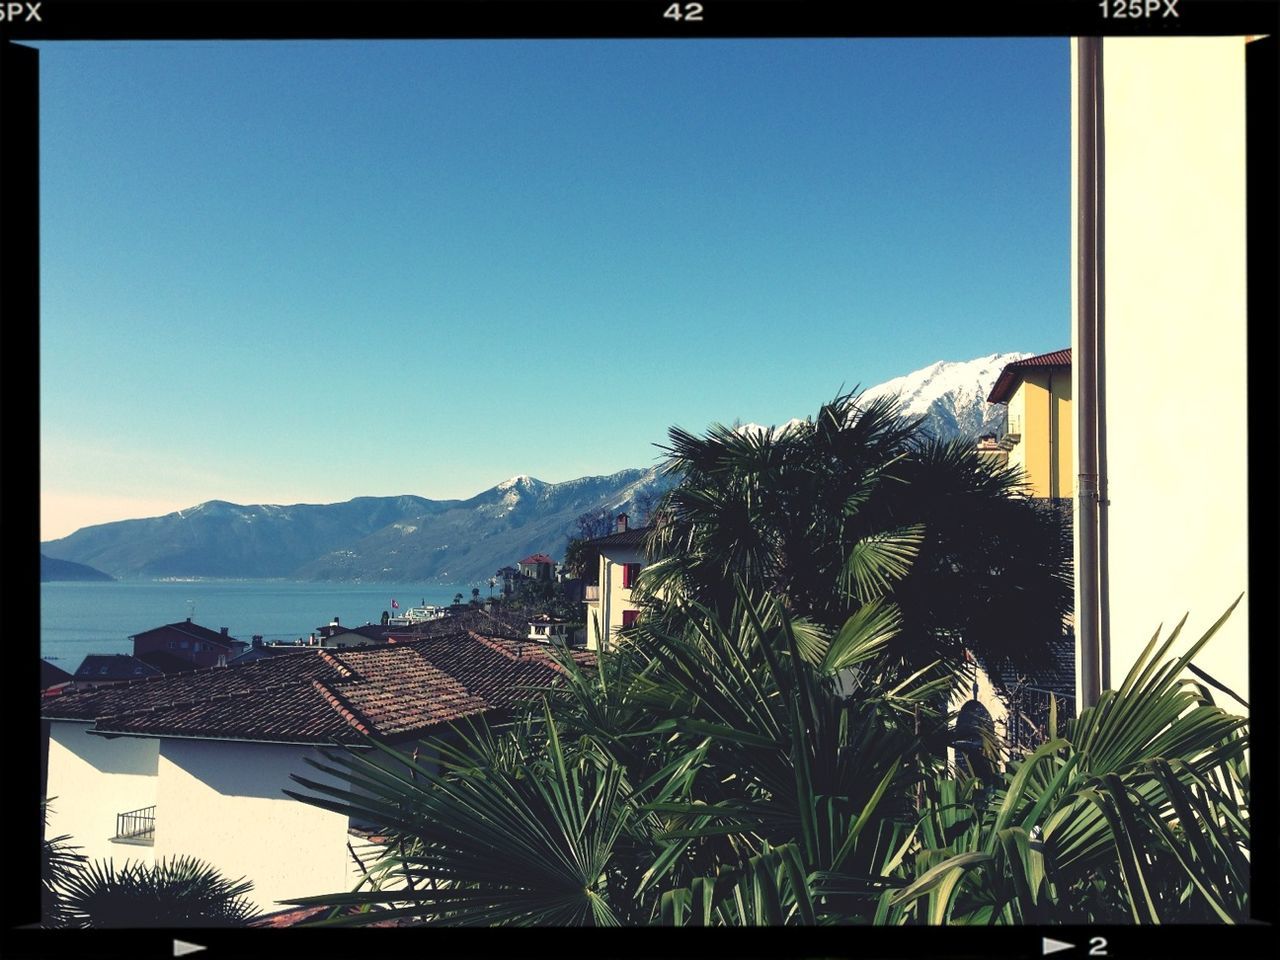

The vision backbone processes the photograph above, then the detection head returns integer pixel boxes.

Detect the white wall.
[595,543,643,651]
[1073,37,1250,704]
[153,739,355,913]
[45,721,158,868]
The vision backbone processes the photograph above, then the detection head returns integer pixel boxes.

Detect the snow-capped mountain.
[41,353,1034,583]
[738,352,1033,442]
[857,352,1032,439]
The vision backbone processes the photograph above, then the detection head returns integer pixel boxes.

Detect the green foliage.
[288,585,1247,926]
[884,597,1249,924]
[281,390,1245,926]
[561,537,600,582]
[41,799,86,928]
[54,856,260,928]
[643,391,1072,676]
[498,574,584,623]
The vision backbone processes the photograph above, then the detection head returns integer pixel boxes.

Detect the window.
[179,639,189,648]
[193,642,202,652]
[621,562,642,589]
[622,610,639,628]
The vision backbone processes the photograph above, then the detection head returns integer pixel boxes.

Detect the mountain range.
[41,352,1031,584]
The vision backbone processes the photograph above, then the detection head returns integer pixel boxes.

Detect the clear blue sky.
[36,38,1071,539]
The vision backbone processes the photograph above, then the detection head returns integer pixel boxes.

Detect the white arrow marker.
[174,940,207,957]
[1042,937,1075,956]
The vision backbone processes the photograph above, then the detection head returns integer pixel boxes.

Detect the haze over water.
[40,580,471,670]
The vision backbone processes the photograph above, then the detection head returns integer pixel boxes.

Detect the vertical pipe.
[1075,37,1103,709]
[1094,42,1112,693]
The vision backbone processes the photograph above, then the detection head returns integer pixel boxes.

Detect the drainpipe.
[1075,37,1105,708]
[1048,370,1056,499]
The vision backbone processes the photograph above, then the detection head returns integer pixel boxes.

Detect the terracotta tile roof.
[41,659,74,688]
[135,649,204,675]
[987,348,1072,404]
[981,632,1078,703]
[518,553,555,565]
[589,525,652,549]
[251,904,411,928]
[74,655,163,683]
[129,620,246,651]
[42,632,596,746]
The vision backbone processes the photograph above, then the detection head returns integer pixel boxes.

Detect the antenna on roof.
[187,600,195,621]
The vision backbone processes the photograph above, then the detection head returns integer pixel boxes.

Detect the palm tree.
[283,569,954,925]
[640,390,1072,679]
[41,799,85,928]
[277,392,1240,926]
[885,597,1250,924]
[284,587,1246,926]
[53,856,259,928]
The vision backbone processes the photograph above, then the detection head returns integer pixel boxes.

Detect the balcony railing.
[113,805,155,846]
[1006,686,1076,755]
[583,584,600,601]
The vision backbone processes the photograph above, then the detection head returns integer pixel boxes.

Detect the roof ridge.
[317,648,361,681]
[467,630,575,678]
[312,679,373,736]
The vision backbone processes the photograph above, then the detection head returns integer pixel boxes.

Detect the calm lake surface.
[40,580,475,671]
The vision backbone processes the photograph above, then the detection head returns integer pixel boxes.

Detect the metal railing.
[113,805,155,845]
[1006,685,1076,755]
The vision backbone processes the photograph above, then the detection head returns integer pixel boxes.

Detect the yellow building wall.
[1007,372,1072,499]
[1071,37,1249,705]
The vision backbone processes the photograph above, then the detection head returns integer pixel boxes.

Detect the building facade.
[987,349,1074,500]
[130,619,248,669]
[582,515,648,651]
[1071,36,1257,706]
[43,632,596,912]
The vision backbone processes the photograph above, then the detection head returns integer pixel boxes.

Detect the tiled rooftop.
[73,655,163,682]
[589,525,653,549]
[987,348,1071,404]
[129,619,246,650]
[43,632,597,745]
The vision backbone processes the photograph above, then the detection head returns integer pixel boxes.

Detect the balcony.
[112,805,155,846]
[583,584,600,601]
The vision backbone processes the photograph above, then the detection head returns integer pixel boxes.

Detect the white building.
[582,514,649,651]
[1070,36,1261,709]
[43,632,595,914]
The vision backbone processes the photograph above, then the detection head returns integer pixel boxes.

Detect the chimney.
[252,636,263,648]
[616,513,629,533]
[220,626,228,636]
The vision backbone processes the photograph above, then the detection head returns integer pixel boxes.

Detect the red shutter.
[622,610,639,628]
[622,562,642,588]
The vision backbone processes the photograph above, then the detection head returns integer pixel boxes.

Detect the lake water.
[40,580,478,671]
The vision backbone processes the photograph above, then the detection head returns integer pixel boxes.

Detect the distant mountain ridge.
[41,352,1033,584]
[40,553,114,582]
[42,469,672,585]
